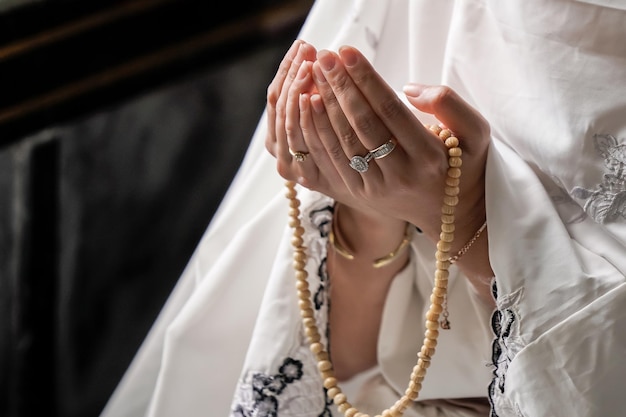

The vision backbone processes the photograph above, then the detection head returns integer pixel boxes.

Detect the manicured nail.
[312,64,327,84]
[339,46,357,67]
[310,94,325,114]
[299,93,309,111]
[403,83,423,97]
[317,50,335,71]
[297,63,309,80]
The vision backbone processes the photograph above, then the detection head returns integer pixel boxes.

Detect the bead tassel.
[285,125,462,417]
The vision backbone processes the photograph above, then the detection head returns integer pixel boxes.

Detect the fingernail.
[403,83,422,97]
[289,39,302,55]
[317,50,335,71]
[299,93,309,111]
[310,94,324,114]
[339,46,357,67]
[297,63,309,79]
[312,64,327,84]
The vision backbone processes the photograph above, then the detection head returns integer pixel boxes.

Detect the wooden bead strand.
[284,125,462,417]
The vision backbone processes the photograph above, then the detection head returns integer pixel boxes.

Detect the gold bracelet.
[447,220,487,264]
[328,212,414,268]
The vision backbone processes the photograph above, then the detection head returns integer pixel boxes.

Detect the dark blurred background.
[0,1,313,416]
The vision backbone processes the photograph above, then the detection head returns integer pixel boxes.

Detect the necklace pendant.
[440,318,451,330]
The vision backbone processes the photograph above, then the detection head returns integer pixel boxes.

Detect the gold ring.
[289,148,309,162]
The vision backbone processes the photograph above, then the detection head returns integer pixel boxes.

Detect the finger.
[265,40,302,157]
[336,46,435,157]
[276,62,318,183]
[284,61,315,161]
[275,42,318,153]
[402,83,491,155]
[310,62,373,190]
[314,49,401,171]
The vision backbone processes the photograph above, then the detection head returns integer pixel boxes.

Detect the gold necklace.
[285,126,462,417]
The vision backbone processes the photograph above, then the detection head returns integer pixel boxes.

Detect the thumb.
[403,83,490,153]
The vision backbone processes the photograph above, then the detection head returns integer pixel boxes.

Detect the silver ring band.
[349,138,397,172]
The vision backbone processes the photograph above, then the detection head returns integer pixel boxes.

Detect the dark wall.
[0,1,312,416]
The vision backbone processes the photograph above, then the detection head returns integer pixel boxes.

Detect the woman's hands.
[266,40,495,304]
[267,42,490,245]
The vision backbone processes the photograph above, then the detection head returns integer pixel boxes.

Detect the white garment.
[101,0,626,416]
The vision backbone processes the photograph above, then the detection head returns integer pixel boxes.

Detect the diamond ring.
[349,138,397,172]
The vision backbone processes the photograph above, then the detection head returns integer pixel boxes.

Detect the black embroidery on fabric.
[232,358,304,417]
[571,133,626,223]
[317,388,334,417]
[488,281,504,417]
[310,205,333,311]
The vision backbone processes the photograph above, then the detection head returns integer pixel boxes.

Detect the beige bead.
[409,380,423,393]
[337,401,351,412]
[449,156,462,167]
[447,167,461,178]
[437,241,452,252]
[430,294,443,305]
[439,129,452,140]
[327,387,341,399]
[425,329,439,339]
[316,351,329,362]
[444,186,460,196]
[426,311,440,322]
[421,346,435,357]
[300,307,314,318]
[304,327,319,339]
[345,408,359,417]
[448,147,462,157]
[432,287,446,298]
[441,205,455,215]
[429,303,443,314]
[293,250,307,262]
[429,124,442,135]
[439,231,454,242]
[318,360,333,372]
[443,195,459,206]
[425,319,439,330]
[441,214,455,224]
[423,337,438,349]
[298,289,311,300]
[435,251,450,261]
[405,388,419,401]
[333,393,347,405]
[295,270,308,281]
[445,176,460,187]
[436,260,451,270]
[323,376,338,389]
[321,370,334,380]
[417,358,430,369]
[298,299,311,310]
[435,278,449,289]
[291,236,304,247]
[441,223,455,233]
[289,207,301,217]
[308,333,321,343]
[435,269,449,280]
[444,136,459,147]
[293,260,306,270]
[310,342,323,354]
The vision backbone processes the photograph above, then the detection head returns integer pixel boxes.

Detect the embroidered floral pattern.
[231,196,334,416]
[488,281,525,417]
[571,133,626,223]
[232,358,304,417]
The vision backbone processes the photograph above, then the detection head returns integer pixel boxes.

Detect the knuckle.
[378,96,404,121]
[352,112,376,136]
[431,85,455,107]
[338,130,360,148]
